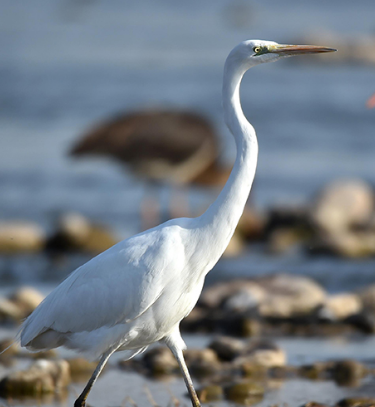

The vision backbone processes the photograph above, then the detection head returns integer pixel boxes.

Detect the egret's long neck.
[198,57,258,264]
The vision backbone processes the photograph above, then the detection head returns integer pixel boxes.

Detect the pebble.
[236,340,286,368]
[67,357,97,381]
[209,336,286,369]
[0,359,70,398]
[315,232,375,258]
[236,206,266,241]
[0,298,23,322]
[225,381,264,403]
[209,336,246,361]
[0,221,46,254]
[199,279,264,309]
[196,384,224,402]
[311,179,374,234]
[336,398,375,407]
[0,286,44,323]
[331,360,368,386]
[183,348,220,377]
[359,285,375,314]
[320,293,362,321]
[299,362,332,380]
[0,339,18,365]
[10,286,44,316]
[46,212,118,254]
[301,403,332,407]
[257,274,326,318]
[268,227,307,254]
[142,347,178,375]
[223,230,245,257]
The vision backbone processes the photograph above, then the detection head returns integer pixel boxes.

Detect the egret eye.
[253,46,261,54]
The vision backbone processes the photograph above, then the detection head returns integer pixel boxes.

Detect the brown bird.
[70,110,230,186]
[70,110,231,227]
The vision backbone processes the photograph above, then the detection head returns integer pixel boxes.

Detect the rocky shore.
[0,276,375,405]
[0,177,375,405]
[0,178,375,260]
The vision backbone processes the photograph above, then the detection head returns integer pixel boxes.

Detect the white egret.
[19,40,335,407]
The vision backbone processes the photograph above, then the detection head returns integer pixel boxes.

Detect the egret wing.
[21,228,180,346]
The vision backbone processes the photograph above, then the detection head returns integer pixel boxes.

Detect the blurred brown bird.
[70,110,232,227]
[70,110,230,187]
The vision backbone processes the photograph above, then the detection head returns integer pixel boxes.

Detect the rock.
[0,339,18,357]
[46,212,118,254]
[27,350,58,359]
[196,385,223,402]
[301,403,332,407]
[331,360,368,386]
[0,359,70,397]
[223,230,245,257]
[83,224,119,254]
[270,365,297,380]
[0,339,18,365]
[236,340,286,368]
[223,286,264,312]
[241,318,262,337]
[314,232,375,258]
[359,285,375,314]
[268,227,307,254]
[241,363,268,379]
[183,348,220,366]
[236,206,266,241]
[199,280,265,309]
[320,294,362,320]
[266,206,310,232]
[209,337,285,368]
[209,336,247,361]
[257,274,326,318]
[299,362,331,380]
[345,312,375,334]
[142,347,178,375]
[311,180,374,233]
[184,348,220,378]
[0,297,23,322]
[225,381,264,403]
[336,398,375,407]
[0,221,46,254]
[10,286,44,316]
[0,287,44,323]
[67,358,97,381]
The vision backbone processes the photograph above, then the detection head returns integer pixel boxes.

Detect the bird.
[70,110,232,227]
[70,110,229,187]
[19,40,335,407]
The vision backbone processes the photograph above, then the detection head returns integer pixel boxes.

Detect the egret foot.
[74,397,86,407]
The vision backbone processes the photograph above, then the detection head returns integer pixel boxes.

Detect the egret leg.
[164,334,201,407]
[74,349,114,407]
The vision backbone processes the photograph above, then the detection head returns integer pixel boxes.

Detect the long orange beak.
[270,44,337,55]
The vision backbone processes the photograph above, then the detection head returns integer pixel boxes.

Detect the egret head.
[227,39,336,70]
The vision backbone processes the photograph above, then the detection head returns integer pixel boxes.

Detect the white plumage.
[19,39,335,407]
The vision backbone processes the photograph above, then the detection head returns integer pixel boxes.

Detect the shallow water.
[1,333,375,407]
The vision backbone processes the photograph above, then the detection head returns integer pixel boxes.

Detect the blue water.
[0,0,375,288]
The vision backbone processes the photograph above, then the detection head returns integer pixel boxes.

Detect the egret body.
[20,40,335,407]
